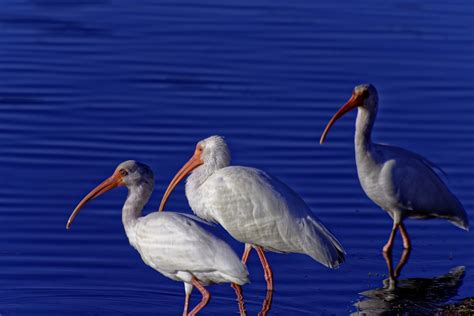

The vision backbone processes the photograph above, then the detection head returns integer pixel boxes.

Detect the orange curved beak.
[319,93,365,144]
[159,148,203,212]
[66,171,124,229]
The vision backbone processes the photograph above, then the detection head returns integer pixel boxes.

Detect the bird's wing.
[172,212,215,226]
[377,144,447,179]
[375,144,468,229]
[202,166,345,267]
[135,212,247,282]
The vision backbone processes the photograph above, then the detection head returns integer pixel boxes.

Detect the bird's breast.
[185,180,218,223]
[357,155,403,213]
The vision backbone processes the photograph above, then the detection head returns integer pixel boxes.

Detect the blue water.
[1,0,473,315]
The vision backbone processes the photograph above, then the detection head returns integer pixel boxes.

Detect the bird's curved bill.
[159,151,203,212]
[319,93,364,144]
[66,172,124,229]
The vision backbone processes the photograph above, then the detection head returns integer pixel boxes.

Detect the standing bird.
[66,160,249,316]
[320,84,469,252]
[159,136,345,291]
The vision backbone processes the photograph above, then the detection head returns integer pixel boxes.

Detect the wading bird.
[159,136,345,291]
[66,160,249,316]
[320,84,469,252]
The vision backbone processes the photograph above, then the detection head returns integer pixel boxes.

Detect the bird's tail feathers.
[220,267,250,286]
[447,203,469,231]
[304,216,346,269]
[449,216,469,231]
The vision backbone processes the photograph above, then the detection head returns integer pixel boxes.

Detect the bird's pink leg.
[399,223,411,250]
[231,244,251,315]
[383,223,399,253]
[241,243,252,264]
[255,246,273,291]
[183,292,191,316]
[188,277,210,316]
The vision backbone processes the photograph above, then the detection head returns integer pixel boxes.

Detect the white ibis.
[66,160,249,316]
[159,136,345,291]
[320,84,469,252]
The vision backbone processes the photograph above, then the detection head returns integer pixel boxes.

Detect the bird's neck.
[355,106,376,153]
[185,162,225,217]
[187,161,224,190]
[122,184,152,247]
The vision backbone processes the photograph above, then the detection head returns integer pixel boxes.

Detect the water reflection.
[383,249,411,287]
[353,250,465,315]
[258,290,273,316]
[232,283,247,316]
[235,287,273,316]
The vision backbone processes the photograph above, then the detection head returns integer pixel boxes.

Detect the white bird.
[320,84,469,252]
[66,160,249,316]
[159,136,345,291]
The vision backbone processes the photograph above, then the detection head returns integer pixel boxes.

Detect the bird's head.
[320,83,378,144]
[158,135,230,212]
[197,135,231,168]
[66,160,153,229]
[117,160,154,188]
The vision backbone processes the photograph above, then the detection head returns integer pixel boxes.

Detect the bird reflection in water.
[259,290,273,316]
[235,287,273,316]
[353,249,466,315]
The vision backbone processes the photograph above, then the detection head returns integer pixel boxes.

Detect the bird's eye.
[120,169,128,177]
[362,89,370,98]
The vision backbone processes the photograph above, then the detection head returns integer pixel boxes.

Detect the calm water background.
[1,0,473,315]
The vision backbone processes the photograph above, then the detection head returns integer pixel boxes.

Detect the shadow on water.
[352,249,466,315]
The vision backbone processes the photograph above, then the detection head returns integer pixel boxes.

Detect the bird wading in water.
[66,160,249,316]
[159,136,345,291]
[320,84,469,253]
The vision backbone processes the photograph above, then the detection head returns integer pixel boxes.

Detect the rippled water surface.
[1,0,474,315]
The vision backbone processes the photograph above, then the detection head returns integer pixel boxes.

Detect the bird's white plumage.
[357,143,468,229]
[346,84,468,230]
[133,211,249,285]
[185,136,345,269]
[71,160,249,314]
[114,160,249,287]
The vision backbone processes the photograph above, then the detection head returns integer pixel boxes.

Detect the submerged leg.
[183,283,193,316]
[255,246,273,291]
[188,277,210,316]
[399,222,411,250]
[383,222,399,253]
